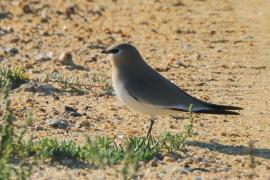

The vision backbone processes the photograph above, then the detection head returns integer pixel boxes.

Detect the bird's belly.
[112,77,175,116]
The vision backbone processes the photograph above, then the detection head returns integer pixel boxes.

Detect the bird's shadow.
[187,140,270,160]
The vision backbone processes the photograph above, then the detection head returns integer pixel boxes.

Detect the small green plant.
[44,72,90,91]
[0,80,30,180]
[80,136,124,166]
[185,104,197,138]
[43,72,112,94]
[161,132,186,152]
[0,66,29,89]
[121,145,139,180]
[0,80,14,179]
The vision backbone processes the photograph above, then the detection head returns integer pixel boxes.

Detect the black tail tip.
[223,106,243,110]
[194,109,241,115]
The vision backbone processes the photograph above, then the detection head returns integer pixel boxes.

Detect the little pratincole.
[102,43,242,137]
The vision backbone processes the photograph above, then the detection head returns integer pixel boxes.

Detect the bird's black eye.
[110,48,119,54]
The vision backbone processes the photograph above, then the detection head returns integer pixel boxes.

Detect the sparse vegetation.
[0,66,196,179]
[0,66,29,89]
[14,109,195,165]
[43,72,113,94]
[1,0,268,178]
[0,81,30,180]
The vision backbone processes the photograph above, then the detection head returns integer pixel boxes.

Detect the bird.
[101,43,242,137]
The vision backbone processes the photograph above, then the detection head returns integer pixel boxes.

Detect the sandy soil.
[0,0,269,179]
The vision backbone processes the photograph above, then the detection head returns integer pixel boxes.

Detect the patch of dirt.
[0,0,269,179]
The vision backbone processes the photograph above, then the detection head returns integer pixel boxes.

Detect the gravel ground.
[0,0,269,179]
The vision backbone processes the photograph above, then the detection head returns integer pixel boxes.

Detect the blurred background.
[0,0,269,179]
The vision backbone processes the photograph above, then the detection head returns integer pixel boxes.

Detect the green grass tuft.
[0,66,29,89]
[43,72,113,94]
[13,110,196,166]
[0,81,30,180]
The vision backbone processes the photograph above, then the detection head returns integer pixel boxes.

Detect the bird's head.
[101,43,143,68]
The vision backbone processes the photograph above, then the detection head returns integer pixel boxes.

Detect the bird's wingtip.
[194,109,241,115]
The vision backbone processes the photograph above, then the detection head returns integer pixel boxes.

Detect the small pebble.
[175,60,188,68]
[74,124,81,130]
[138,161,145,167]
[180,167,191,174]
[65,106,77,112]
[18,82,55,95]
[77,120,90,127]
[34,125,44,131]
[0,26,14,36]
[117,134,124,139]
[86,55,97,63]
[38,83,55,94]
[195,176,203,180]
[65,5,77,18]
[70,112,81,117]
[169,124,176,129]
[149,158,158,167]
[182,44,192,49]
[163,156,176,162]
[41,10,49,23]
[24,63,33,69]
[36,52,53,61]
[17,82,36,92]
[4,47,19,56]
[83,106,92,111]
[59,51,74,66]
[64,106,81,116]
[22,4,34,14]
[46,118,68,129]
[53,109,60,115]
[156,66,170,72]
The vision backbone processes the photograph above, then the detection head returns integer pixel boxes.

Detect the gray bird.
[102,43,242,137]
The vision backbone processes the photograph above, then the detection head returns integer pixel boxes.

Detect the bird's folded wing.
[124,75,210,112]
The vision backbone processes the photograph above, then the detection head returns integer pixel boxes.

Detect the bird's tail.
[194,103,243,115]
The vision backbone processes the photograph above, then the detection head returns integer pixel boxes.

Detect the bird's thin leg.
[145,116,155,150]
[146,116,155,139]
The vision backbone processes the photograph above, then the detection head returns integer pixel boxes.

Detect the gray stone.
[18,82,55,95]
[180,167,191,174]
[195,176,203,180]
[64,106,77,113]
[36,51,53,61]
[41,10,49,23]
[64,106,81,117]
[4,47,19,56]
[46,118,68,129]
[34,125,44,131]
[0,26,14,36]
[59,51,74,66]
[77,120,90,127]
[70,111,81,117]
